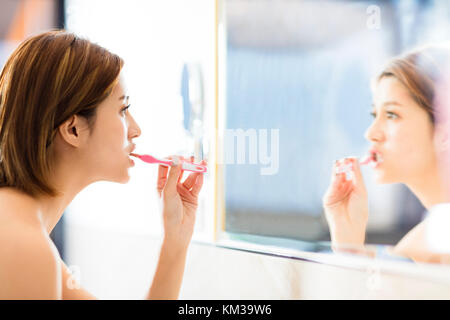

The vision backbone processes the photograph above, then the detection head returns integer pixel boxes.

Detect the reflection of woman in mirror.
[322,45,450,264]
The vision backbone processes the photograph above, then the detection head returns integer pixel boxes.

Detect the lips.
[369,148,384,166]
[127,144,136,155]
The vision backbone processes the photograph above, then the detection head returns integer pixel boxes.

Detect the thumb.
[163,158,182,198]
[348,157,366,192]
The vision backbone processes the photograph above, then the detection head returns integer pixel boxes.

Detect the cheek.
[386,121,435,171]
[93,117,128,158]
[385,123,411,156]
[120,117,128,144]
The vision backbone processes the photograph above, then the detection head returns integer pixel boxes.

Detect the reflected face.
[84,74,141,183]
[364,76,436,184]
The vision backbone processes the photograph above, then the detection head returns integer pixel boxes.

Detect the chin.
[374,176,392,184]
[373,169,400,184]
[108,166,132,184]
[118,171,131,184]
[117,158,134,183]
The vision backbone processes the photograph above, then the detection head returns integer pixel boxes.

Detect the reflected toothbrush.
[336,155,374,180]
[130,153,207,173]
[359,155,373,166]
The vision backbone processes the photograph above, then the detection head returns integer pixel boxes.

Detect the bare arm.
[146,158,205,299]
[146,241,188,300]
[60,260,98,300]
[0,228,61,299]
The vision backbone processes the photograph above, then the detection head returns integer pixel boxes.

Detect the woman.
[323,45,450,263]
[0,30,205,299]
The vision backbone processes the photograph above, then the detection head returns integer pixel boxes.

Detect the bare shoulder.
[393,221,437,263]
[0,223,62,299]
[0,188,61,299]
[0,187,40,218]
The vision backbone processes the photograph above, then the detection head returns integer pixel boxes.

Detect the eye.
[370,111,376,118]
[121,104,130,116]
[386,111,398,119]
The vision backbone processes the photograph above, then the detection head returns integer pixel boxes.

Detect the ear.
[57,114,90,148]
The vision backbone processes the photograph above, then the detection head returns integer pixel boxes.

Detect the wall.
[65,222,450,299]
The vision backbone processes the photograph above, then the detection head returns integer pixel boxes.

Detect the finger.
[342,158,355,182]
[191,173,204,197]
[330,159,346,189]
[157,155,175,196]
[181,159,207,194]
[324,160,350,206]
[347,157,365,190]
[157,156,173,179]
[178,169,185,184]
[183,172,200,190]
[340,179,354,197]
[177,155,187,183]
[177,183,194,202]
[332,159,344,179]
[325,176,353,207]
[163,159,182,198]
[157,164,169,196]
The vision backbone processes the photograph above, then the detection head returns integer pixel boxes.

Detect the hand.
[322,157,369,248]
[157,156,205,250]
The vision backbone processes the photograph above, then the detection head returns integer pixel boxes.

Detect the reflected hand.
[322,157,368,248]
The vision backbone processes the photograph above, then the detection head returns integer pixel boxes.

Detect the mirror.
[218,0,450,267]
[181,62,205,161]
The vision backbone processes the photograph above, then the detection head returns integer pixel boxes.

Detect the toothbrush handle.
[136,154,173,166]
[181,161,207,173]
[359,155,372,165]
[156,159,207,173]
[157,160,173,167]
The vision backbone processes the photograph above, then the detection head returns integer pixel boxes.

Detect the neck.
[35,154,93,234]
[36,190,79,235]
[406,166,449,210]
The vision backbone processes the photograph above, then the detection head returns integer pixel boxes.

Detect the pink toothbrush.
[336,155,374,180]
[359,155,373,165]
[130,153,207,173]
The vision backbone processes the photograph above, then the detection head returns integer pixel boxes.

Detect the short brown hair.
[375,44,450,124]
[0,30,124,197]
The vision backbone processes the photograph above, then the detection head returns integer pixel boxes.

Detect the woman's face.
[365,76,436,184]
[83,74,141,184]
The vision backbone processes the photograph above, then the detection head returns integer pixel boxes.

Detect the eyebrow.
[118,95,129,105]
[371,101,403,108]
[383,101,403,107]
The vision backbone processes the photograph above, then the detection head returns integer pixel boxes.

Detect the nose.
[127,113,142,140]
[364,118,384,143]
